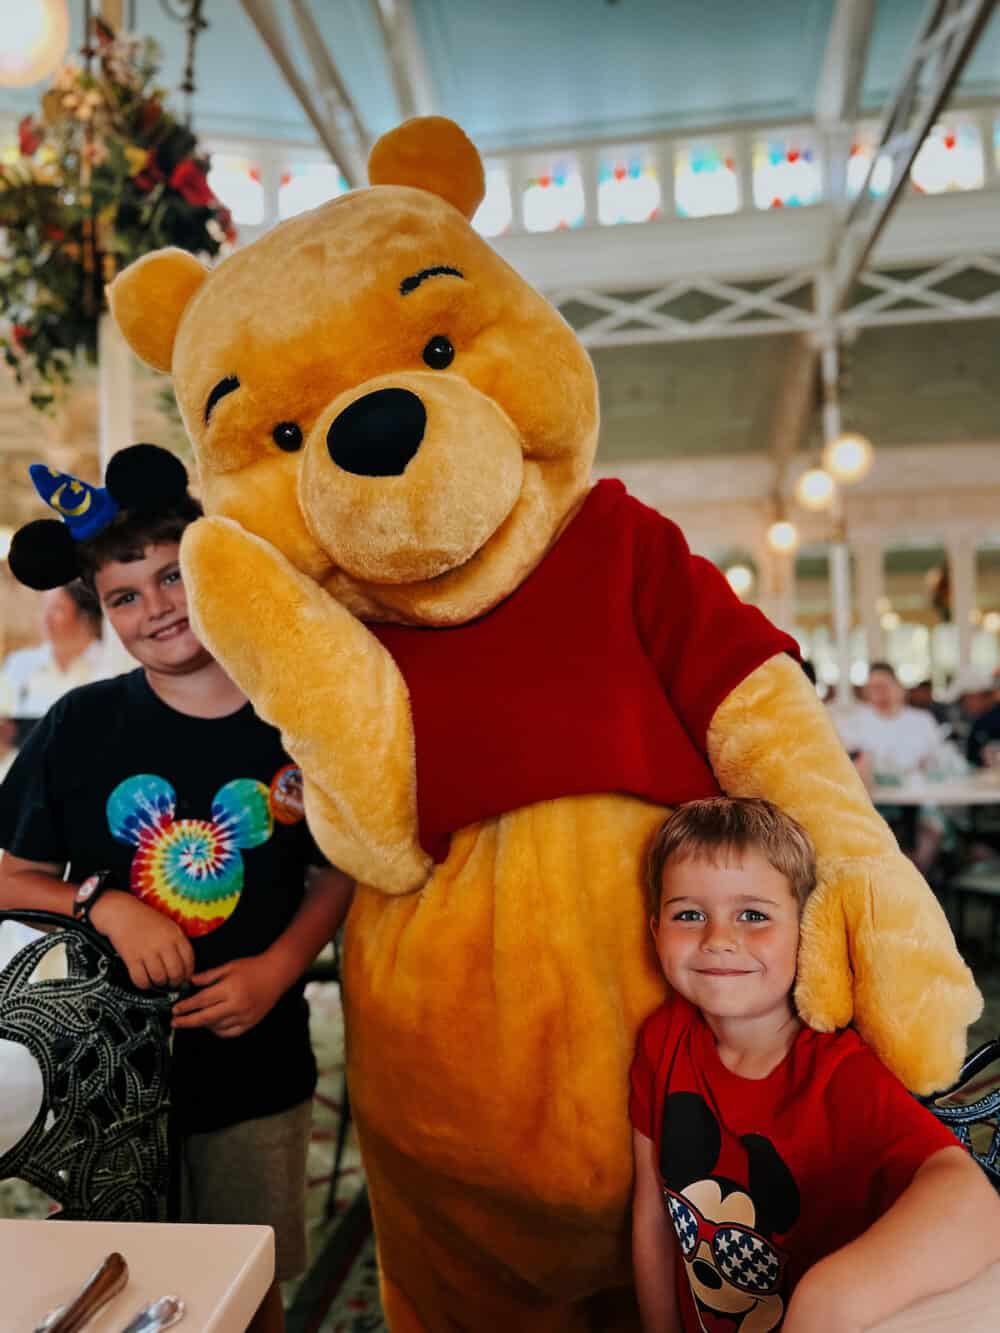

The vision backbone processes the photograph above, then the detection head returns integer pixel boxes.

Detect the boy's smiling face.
[651,848,800,1028]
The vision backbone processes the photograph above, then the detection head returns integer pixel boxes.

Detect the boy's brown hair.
[75,497,203,591]
[645,797,816,919]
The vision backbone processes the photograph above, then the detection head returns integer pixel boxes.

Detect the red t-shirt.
[371,480,798,861]
[629,996,958,1331]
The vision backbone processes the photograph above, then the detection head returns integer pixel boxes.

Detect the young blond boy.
[631,796,1000,1333]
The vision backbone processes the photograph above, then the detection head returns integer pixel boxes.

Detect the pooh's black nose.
[326,388,426,477]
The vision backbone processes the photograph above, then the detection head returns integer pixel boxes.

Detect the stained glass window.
[472,165,513,237]
[845,134,892,199]
[597,152,661,225]
[207,154,264,226]
[752,137,822,209]
[910,122,984,194]
[522,158,585,232]
[673,142,739,218]
[278,162,348,220]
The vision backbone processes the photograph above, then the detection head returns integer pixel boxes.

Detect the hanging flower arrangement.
[0,20,235,411]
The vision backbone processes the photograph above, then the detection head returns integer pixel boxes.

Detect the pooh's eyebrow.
[399,266,464,296]
[204,374,240,424]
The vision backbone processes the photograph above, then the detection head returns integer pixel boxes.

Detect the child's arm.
[632,1128,682,1333]
[171,865,354,1038]
[0,850,195,988]
[784,1146,1000,1332]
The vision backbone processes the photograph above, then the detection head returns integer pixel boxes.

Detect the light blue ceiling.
[1,1,998,150]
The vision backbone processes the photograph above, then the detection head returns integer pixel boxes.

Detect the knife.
[33,1252,129,1333]
[118,1296,186,1333]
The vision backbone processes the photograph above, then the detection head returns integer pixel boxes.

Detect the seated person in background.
[968,698,1000,769]
[631,797,1000,1333]
[943,667,997,754]
[834,661,962,873]
[0,448,352,1333]
[906,677,950,726]
[0,582,105,751]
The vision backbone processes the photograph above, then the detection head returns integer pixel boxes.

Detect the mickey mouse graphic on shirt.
[661,1092,800,1333]
[106,768,304,937]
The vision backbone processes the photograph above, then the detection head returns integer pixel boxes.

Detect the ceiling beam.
[238,0,369,187]
[815,0,876,209]
[368,0,438,118]
[826,0,996,317]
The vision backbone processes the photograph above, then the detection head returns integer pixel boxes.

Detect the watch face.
[77,875,101,902]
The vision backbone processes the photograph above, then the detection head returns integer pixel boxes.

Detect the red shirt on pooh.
[373,480,799,861]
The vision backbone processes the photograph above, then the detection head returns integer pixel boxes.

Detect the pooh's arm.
[181,515,431,894]
[706,652,981,1094]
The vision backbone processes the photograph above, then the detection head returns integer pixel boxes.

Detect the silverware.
[33,1252,129,1333]
[118,1296,186,1333]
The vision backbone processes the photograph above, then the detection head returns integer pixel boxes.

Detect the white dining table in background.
[873,770,1000,807]
[2,1219,273,1332]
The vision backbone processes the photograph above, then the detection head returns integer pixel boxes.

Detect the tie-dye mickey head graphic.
[107,774,274,937]
[661,1092,800,1333]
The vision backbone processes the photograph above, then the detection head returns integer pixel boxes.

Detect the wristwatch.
[72,870,113,924]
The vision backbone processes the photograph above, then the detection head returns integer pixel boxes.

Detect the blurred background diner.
[1,1,1000,1328]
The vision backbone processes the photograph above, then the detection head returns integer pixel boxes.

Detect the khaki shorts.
[179,1098,312,1281]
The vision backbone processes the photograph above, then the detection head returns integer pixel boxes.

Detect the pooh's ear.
[368,117,485,220]
[107,248,209,372]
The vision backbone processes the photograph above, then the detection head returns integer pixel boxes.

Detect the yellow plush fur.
[108,116,981,1330]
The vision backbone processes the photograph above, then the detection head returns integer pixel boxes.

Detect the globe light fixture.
[725,564,754,597]
[0,0,70,88]
[880,610,900,631]
[794,467,836,511]
[822,431,874,484]
[983,611,1000,634]
[766,519,800,554]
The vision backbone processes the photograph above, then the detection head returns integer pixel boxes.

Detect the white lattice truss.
[553,253,1000,348]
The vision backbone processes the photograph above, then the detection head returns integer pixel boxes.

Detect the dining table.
[2,1218,274,1332]
[872,768,1000,806]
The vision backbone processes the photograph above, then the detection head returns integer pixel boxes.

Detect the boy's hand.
[171,956,284,1038]
[89,889,195,990]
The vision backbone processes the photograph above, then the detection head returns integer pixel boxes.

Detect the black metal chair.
[921,1036,1000,1191]
[0,910,175,1221]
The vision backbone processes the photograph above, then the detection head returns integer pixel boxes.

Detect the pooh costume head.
[110,118,980,1331]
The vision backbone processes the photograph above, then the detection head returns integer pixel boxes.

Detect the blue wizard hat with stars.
[28,464,120,541]
[8,444,191,591]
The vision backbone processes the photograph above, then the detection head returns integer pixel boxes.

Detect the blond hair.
[645,797,816,919]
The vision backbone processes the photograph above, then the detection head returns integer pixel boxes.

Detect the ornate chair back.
[921,1037,1000,1192]
[0,910,174,1221]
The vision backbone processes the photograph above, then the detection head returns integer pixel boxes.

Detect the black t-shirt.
[0,669,321,1133]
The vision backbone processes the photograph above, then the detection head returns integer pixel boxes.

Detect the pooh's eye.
[422,335,454,370]
[272,422,303,452]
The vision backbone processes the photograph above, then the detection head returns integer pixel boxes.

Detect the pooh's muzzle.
[302,370,524,585]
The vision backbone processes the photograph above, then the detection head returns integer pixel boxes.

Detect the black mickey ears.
[105,442,189,514]
[8,444,192,591]
[8,520,82,591]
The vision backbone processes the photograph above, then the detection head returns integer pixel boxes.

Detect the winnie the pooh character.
[109,117,980,1331]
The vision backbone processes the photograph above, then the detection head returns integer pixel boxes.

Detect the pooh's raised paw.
[801,857,983,1095]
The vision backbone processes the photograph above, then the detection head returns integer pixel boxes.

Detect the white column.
[853,535,884,665]
[829,535,853,706]
[947,533,978,678]
[757,543,796,634]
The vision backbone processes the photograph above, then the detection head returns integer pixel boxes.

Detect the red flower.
[11,325,32,348]
[169,159,215,207]
[18,116,42,157]
[44,225,66,242]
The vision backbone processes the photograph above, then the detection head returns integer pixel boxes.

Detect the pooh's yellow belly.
[342,792,669,1294]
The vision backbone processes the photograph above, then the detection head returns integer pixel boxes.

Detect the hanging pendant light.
[795,466,836,511]
[766,519,800,554]
[0,0,70,87]
[823,430,874,484]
